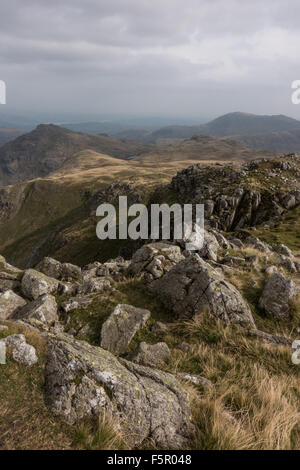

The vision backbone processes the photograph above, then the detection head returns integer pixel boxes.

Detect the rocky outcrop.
[0,290,26,320]
[14,294,58,325]
[36,257,82,282]
[149,254,256,327]
[259,273,299,319]
[1,334,38,366]
[128,341,171,367]
[100,304,151,355]
[21,269,59,300]
[127,243,184,281]
[45,333,194,448]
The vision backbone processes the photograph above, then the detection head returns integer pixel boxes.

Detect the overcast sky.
[1,0,300,121]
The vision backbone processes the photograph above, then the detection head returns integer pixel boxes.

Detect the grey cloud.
[1,0,300,118]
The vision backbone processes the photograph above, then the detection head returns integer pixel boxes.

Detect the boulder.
[197,230,219,262]
[1,334,38,366]
[100,304,151,355]
[0,255,23,291]
[14,294,58,325]
[35,257,62,280]
[0,290,27,320]
[272,244,294,258]
[128,341,171,367]
[61,263,82,282]
[259,273,299,319]
[127,243,184,280]
[45,333,194,448]
[149,254,256,327]
[76,278,111,295]
[61,295,94,313]
[21,269,59,300]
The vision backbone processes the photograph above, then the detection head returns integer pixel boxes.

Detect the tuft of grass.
[73,414,128,450]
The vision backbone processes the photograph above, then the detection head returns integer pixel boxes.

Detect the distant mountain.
[198,112,300,137]
[0,127,24,146]
[0,124,154,186]
[135,135,277,163]
[141,112,300,143]
[235,128,300,153]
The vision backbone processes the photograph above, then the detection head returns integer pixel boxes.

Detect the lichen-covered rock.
[259,273,299,319]
[197,230,220,262]
[96,258,130,280]
[76,278,111,295]
[35,258,82,282]
[61,295,94,313]
[0,290,27,320]
[127,243,184,280]
[45,333,194,448]
[61,263,82,282]
[21,269,59,300]
[14,294,58,325]
[0,255,23,291]
[100,304,151,355]
[128,341,171,367]
[149,254,256,327]
[35,257,62,280]
[1,334,38,366]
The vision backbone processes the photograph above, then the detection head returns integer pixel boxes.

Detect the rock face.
[1,334,38,366]
[100,304,151,355]
[14,294,58,325]
[21,269,59,300]
[149,254,256,327]
[127,243,184,281]
[45,333,194,448]
[0,290,27,320]
[128,341,171,367]
[259,273,299,319]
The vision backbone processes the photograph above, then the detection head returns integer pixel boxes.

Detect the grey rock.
[100,304,151,355]
[21,269,59,300]
[272,244,294,258]
[0,324,8,331]
[2,334,38,366]
[0,255,23,291]
[176,373,213,388]
[0,290,27,320]
[45,333,194,448]
[77,278,111,295]
[61,295,94,313]
[128,341,171,367]
[14,294,58,325]
[259,273,299,319]
[149,254,255,327]
[128,243,184,280]
[35,257,62,280]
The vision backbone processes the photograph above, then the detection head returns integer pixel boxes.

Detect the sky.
[1,0,300,122]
